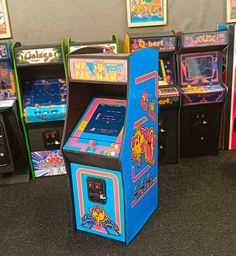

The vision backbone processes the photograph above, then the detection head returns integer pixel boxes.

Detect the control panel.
[159,87,179,97]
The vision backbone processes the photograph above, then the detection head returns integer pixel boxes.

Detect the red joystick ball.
[89,140,96,147]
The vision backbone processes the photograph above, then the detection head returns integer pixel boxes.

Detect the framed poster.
[227,0,236,23]
[0,0,11,39]
[127,0,167,27]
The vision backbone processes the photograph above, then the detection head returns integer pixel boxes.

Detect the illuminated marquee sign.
[70,43,117,54]
[130,37,176,53]
[0,44,8,58]
[69,58,128,83]
[183,31,228,48]
[15,47,62,65]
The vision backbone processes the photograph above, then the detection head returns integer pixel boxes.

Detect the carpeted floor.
[0,151,235,256]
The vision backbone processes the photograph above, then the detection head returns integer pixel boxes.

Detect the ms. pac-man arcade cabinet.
[62,48,159,243]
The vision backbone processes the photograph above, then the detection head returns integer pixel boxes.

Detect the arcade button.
[89,140,96,147]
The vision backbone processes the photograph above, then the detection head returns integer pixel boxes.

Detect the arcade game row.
[217,24,236,150]
[124,32,180,164]
[62,48,159,243]
[12,41,68,178]
[0,43,29,185]
[177,30,229,157]
[68,35,119,54]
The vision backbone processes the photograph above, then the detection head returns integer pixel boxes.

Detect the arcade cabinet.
[62,48,159,243]
[0,43,29,185]
[68,35,119,54]
[217,25,236,150]
[177,30,228,157]
[124,32,180,164]
[12,41,68,178]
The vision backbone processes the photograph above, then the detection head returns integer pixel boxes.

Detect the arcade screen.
[186,56,213,80]
[23,79,67,108]
[84,102,126,137]
[158,59,166,84]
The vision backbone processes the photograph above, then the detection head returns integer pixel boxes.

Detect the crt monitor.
[186,56,213,80]
[158,59,167,86]
[180,52,220,86]
[23,78,67,122]
[23,79,67,107]
[83,101,126,137]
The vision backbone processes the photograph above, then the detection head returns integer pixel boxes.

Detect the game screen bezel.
[71,98,127,143]
[180,51,220,87]
[23,78,67,108]
[185,56,213,80]
[84,103,126,137]
[158,59,168,86]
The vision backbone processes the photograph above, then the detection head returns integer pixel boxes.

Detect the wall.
[7,0,226,47]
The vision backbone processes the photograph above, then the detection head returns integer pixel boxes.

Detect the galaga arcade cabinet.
[124,32,180,164]
[0,43,29,184]
[12,42,68,178]
[62,48,159,243]
[217,25,236,150]
[68,35,119,54]
[177,31,228,157]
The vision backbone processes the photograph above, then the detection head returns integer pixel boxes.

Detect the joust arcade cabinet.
[217,25,236,150]
[62,48,159,243]
[124,32,180,164]
[12,41,68,178]
[0,43,29,185]
[68,35,119,54]
[177,30,228,157]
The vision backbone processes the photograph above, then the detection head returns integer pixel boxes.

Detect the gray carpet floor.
[0,151,235,256]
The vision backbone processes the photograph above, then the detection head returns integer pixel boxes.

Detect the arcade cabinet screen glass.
[84,103,126,137]
[186,56,213,80]
[158,60,165,82]
[0,62,11,89]
[23,79,67,108]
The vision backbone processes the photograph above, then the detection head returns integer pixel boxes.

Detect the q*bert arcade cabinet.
[12,42,68,178]
[62,48,159,243]
[177,31,228,157]
[124,32,180,164]
[0,43,29,185]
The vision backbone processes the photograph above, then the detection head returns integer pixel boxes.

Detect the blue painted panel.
[121,48,159,243]
[71,163,125,242]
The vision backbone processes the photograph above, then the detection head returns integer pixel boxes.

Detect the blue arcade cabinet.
[62,48,159,243]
